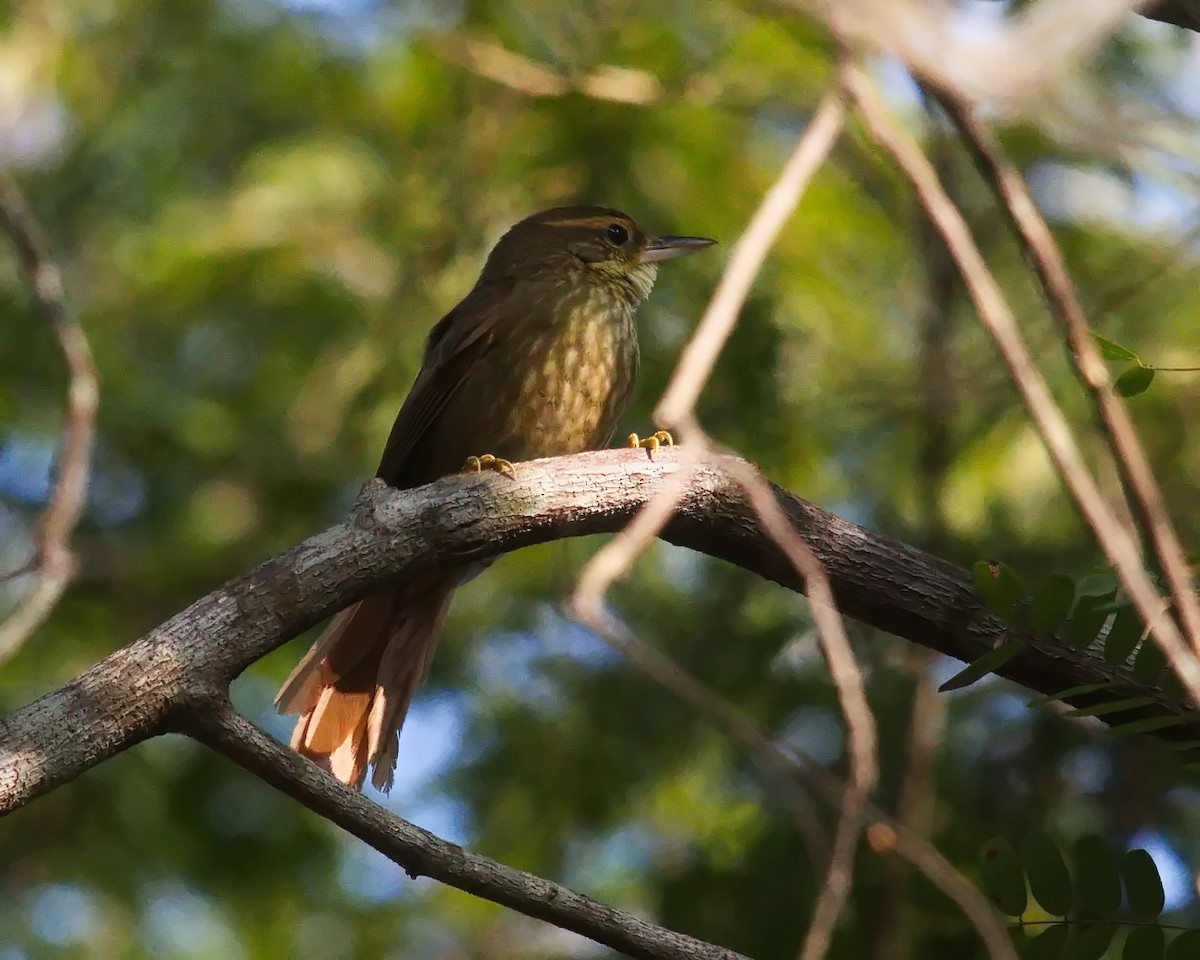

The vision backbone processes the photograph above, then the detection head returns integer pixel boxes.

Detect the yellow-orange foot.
[627,430,674,457]
[462,453,517,479]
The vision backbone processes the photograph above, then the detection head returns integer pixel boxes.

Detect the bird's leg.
[462,453,517,479]
[627,430,674,456]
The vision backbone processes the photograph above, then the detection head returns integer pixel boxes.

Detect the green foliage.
[980,834,1194,960]
[973,560,1029,622]
[3,3,1200,959]
[1095,334,1157,397]
[1021,831,1073,917]
[938,640,1026,693]
[1123,850,1167,921]
[982,838,1029,916]
[1030,574,1077,637]
[1166,929,1200,959]
[1124,925,1165,960]
[1074,836,1123,917]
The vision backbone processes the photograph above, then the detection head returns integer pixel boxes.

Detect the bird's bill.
[640,234,717,262]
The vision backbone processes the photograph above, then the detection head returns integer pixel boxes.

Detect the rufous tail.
[275,571,457,792]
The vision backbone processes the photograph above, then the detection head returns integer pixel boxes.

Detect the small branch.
[654,87,847,434]
[931,88,1200,651]
[4,449,1198,816]
[186,700,746,960]
[730,464,879,960]
[815,0,1144,107]
[572,609,1012,960]
[840,62,1200,705]
[426,33,664,105]
[574,85,846,624]
[0,175,99,667]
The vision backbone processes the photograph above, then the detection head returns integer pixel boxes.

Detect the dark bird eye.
[605,223,629,245]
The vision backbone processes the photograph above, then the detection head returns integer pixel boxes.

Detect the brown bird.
[275,205,714,792]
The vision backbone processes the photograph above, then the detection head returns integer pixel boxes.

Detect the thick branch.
[186,701,747,960]
[2,447,1196,816]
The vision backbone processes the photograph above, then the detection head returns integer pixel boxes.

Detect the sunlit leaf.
[1094,334,1139,362]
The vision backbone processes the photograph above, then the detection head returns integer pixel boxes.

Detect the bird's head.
[480,205,715,305]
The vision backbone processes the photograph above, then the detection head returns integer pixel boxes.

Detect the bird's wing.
[375,280,513,483]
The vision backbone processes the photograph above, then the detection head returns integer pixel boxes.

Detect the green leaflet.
[938,642,1025,693]
[1121,850,1165,921]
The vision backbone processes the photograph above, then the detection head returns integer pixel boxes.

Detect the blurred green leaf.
[1062,922,1118,960]
[1121,850,1165,920]
[1133,640,1167,683]
[938,642,1025,692]
[1166,929,1200,960]
[1073,836,1121,917]
[1123,925,1165,960]
[972,560,1028,622]
[1028,682,1118,708]
[1030,574,1076,637]
[1104,716,1187,736]
[1104,608,1144,664]
[1066,594,1113,650]
[1063,697,1156,719]
[1020,831,1073,917]
[981,838,1029,916]
[1024,923,1070,960]
[1095,334,1140,362]
[1115,364,1155,397]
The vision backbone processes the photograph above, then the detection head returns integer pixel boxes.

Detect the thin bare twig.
[807,0,1144,108]
[571,87,847,620]
[730,461,879,960]
[0,175,98,667]
[578,611,1012,960]
[840,63,1200,702]
[188,700,748,960]
[932,89,1200,651]
[426,33,664,105]
[655,90,848,434]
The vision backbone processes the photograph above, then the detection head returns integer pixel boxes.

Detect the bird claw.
[462,453,517,479]
[627,430,674,458]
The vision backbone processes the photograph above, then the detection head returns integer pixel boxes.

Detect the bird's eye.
[605,223,630,246]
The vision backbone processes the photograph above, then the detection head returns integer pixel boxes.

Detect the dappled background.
[3,1,1200,958]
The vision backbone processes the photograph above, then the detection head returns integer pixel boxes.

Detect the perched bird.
[275,205,715,792]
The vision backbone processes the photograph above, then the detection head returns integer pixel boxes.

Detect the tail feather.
[275,571,459,792]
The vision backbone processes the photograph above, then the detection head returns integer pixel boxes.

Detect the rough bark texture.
[2,445,1194,960]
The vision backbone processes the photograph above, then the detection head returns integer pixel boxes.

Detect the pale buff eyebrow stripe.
[543,216,631,230]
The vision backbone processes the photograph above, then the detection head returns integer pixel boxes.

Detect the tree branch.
[840,61,1200,704]
[3,448,1196,818]
[185,699,748,960]
[0,174,99,667]
[929,87,1200,651]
